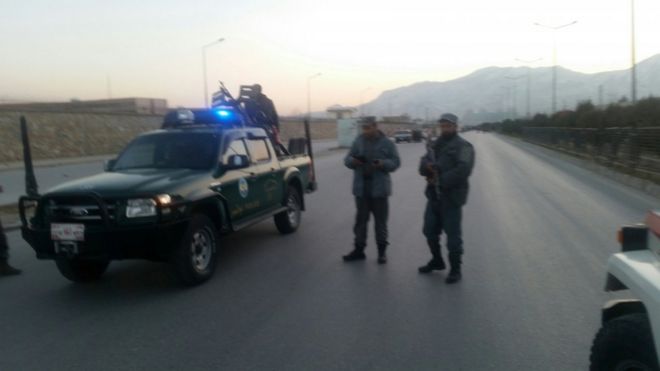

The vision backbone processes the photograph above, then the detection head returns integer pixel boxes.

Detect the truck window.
[114,133,218,170]
[248,139,271,162]
[223,139,249,163]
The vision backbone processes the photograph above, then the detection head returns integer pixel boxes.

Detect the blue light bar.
[217,109,232,118]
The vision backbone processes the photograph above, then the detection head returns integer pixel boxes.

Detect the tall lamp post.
[306,72,322,119]
[505,75,525,118]
[515,57,543,118]
[534,21,577,114]
[631,0,637,103]
[202,37,225,107]
[359,87,372,116]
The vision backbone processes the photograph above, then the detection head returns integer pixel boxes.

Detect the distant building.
[381,115,413,124]
[0,97,168,115]
[326,104,357,120]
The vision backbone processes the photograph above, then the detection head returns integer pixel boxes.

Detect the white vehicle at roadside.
[394,130,413,143]
[590,211,660,371]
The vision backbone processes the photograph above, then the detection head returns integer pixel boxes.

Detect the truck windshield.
[113,133,218,170]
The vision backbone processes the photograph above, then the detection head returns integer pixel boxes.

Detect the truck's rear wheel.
[590,313,659,371]
[55,258,109,283]
[274,186,302,234]
[172,214,219,286]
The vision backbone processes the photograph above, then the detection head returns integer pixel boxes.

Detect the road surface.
[1,133,657,370]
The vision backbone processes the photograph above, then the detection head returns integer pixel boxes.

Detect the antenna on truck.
[20,116,39,197]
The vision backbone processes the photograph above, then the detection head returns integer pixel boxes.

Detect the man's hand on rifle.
[425,164,440,184]
[351,157,365,167]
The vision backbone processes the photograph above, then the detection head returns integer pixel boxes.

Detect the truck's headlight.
[126,198,157,218]
[155,194,172,206]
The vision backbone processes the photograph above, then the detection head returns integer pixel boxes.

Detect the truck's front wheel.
[172,214,219,286]
[55,258,109,283]
[274,186,302,234]
[590,313,659,371]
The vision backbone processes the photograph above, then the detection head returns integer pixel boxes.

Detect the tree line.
[473,97,660,135]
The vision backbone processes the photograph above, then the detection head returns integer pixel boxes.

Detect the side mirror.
[225,154,250,170]
[104,159,117,171]
[213,154,251,178]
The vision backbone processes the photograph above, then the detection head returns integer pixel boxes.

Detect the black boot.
[418,240,445,273]
[418,258,445,273]
[445,254,462,284]
[343,248,366,262]
[377,245,387,264]
[0,260,21,276]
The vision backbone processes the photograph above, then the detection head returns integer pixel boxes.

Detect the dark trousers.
[354,197,389,252]
[0,219,8,260]
[423,199,463,259]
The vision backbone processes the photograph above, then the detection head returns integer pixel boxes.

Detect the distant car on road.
[394,130,413,143]
[589,211,660,370]
[411,129,424,142]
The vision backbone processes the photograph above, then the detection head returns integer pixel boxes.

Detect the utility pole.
[202,37,225,107]
[631,0,638,103]
[106,75,112,99]
[306,73,322,119]
[515,58,543,118]
[359,87,372,116]
[505,75,525,119]
[535,21,578,114]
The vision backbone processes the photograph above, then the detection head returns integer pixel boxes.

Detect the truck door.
[219,137,262,223]
[246,137,283,211]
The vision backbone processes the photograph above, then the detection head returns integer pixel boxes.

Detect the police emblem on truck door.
[239,178,249,198]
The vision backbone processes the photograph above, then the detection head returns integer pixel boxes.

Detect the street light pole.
[535,21,577,114]
[631,0,637,103]
[202,37,225,107]
[306,73,322,119]
[516,58,543,118]
[505,75,525,118]
[359,87,372,116]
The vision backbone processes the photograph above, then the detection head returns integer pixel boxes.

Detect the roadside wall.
[0,110,423,164]
[0,111,339,164]
[0,111,162,164]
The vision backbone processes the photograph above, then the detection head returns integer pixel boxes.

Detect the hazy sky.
[2,0,660,114]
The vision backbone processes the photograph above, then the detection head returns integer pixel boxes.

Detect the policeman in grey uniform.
[418,113,474,283]
[343,117,401,263]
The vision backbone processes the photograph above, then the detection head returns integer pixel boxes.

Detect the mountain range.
[361,54,660,125]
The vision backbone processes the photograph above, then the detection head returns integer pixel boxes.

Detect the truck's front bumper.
[22,221,188,261]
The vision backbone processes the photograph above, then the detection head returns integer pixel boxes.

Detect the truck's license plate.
[51,223,85,241]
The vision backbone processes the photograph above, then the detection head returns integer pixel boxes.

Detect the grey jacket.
[344,132,401,198]
[419,135,475,206]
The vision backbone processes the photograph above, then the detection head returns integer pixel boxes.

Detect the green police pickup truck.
[19,108,317,286]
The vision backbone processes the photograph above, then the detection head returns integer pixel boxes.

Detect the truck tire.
[55,258,109,283]
[590,313,660,371]
[274,186,302,234]
[172,214,219,286]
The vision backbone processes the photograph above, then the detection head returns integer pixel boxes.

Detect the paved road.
[0,139,339,206]
[1,133,657,370]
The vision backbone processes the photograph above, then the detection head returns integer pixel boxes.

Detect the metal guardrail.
[521,127,660,177]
